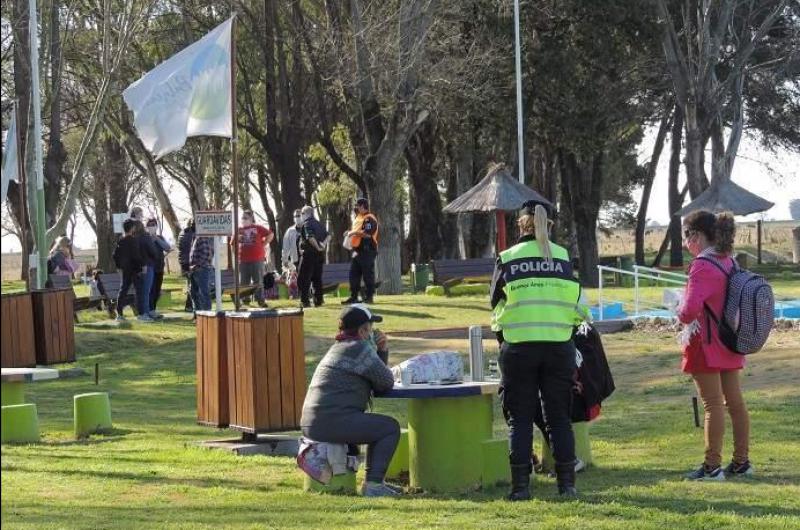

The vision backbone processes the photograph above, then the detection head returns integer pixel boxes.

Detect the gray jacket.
[300,339,394,427]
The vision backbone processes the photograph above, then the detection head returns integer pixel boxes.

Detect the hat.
[339,304,383,330]
[355,197,369,209]
[520,200,554,217]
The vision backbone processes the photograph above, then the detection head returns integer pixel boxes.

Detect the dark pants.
[298,251,324,305]
[118,270,146,316]
[190,267,212,312]
[499,340,576,468]
[349,248,376,300]
[149,270,164,312]
[303,413,400,483]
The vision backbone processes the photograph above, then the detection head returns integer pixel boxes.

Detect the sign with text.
[113,213,128,234]
[195,210,233,237]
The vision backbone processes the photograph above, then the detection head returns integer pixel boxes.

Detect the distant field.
[600,220,798,261]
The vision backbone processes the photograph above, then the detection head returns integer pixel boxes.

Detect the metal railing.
[597,264,687,320]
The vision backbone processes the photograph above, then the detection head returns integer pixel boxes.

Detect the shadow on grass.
[371,308,435,320]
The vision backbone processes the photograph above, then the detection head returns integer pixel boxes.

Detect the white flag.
[123,18,233,159]
[1,109,19,203]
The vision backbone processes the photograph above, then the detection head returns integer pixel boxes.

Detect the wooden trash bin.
[1,292,37,368]
[196,310,229,428]
[226,309,306,433]
[31,288,76,365]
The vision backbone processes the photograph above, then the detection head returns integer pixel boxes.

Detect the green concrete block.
[335,285,349,298]
[303,471,357,495]
[408,394,493,492]
[386,429,409,478]
[277,284,289,299]
[541,421,593,472]
[1,382,25,406]
[1,404,40,444]
[74,392,113,438]
[156,291,172,309]
[481,439,511,488]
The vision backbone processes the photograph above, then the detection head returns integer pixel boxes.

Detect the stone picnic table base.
[1,368,60,406]
[378,381,508,493]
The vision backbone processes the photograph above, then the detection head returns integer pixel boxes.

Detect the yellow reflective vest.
[492,240,589,343]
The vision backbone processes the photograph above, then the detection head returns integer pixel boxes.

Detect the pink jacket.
[677,253,745,373]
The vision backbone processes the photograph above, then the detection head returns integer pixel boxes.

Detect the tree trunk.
[635,108,671,265]
[44,0,66,227]
[560,150,603,287]
[367,152,404,293]
[792,226,800,264]
[405,119,443,262]
[441,144,460,259]
[668,104,685,266]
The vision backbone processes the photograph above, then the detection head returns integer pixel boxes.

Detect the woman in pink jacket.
[678,210,751,481]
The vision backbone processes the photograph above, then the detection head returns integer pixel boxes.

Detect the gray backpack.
[698,257,774,355]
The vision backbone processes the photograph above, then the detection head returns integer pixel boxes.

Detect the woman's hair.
[50,236,70,255]
[518,204,553,261]
[683,210,736,254]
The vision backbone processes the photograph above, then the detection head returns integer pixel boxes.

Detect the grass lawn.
[2,281,799,529]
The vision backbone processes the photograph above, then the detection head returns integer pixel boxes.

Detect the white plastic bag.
[391,351,464,384]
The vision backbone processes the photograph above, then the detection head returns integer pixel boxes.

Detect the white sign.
[75,255,97,265]
[113,213,128,234]
[195,210,233,236]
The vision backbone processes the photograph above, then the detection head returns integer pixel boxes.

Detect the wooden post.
[495,211,507,253]
[757,219,762,265]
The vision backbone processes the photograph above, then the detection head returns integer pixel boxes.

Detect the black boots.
[555,461,578,497]
[507,464,532,501]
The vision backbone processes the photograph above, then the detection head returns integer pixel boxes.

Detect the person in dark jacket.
[297,206,329,308]
[341,198,379,305]
[178,218,196,312]
[112,219,150,322]
[137,222,161,320]
[146,218,172,314]
[300,304,399,497]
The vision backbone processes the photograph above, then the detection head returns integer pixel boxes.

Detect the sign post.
[195,210,233,311]
[112,213,128,234]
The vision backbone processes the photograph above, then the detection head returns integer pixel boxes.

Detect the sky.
[1,129,798,254]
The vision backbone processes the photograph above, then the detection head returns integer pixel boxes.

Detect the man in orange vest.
[342,198,379,304]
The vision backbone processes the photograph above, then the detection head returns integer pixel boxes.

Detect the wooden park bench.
[320,262,383,295]
[218,269,258,303]
[96,272,136,317]
[431,258,495,295]
[47,275,101,321]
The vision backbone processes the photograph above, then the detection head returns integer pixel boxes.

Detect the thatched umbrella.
[443,165,553,251]
[676,179,773,217]
[677,179,774,263]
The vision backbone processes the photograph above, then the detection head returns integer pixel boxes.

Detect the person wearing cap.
[342,198,379,304]
[300,305,400,497]
[145,218,172,314]
[232,210,273,307]
[297,206,329,307]
[490,200,590,500]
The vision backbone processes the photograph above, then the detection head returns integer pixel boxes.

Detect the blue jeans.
[190,267,212,312]
[139,266,154,315]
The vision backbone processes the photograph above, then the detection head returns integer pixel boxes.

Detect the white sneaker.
[148,311,164,320]
[137,314,155,323]
[115,314,126,322]
[575,459,586,473]
[362,481,400,497]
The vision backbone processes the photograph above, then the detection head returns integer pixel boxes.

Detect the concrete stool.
[541,421,593,472]
[74,392,113,438]
[1,382,25,406]
[386,429,409,478]
[303,471,357,495]
[1,404,40,444]
[277,284,289,300]
[481,439,511,487]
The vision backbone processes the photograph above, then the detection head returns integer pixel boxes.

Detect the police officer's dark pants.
[349,248,376,300]
[298,251,324,305]
[499,340,576,467]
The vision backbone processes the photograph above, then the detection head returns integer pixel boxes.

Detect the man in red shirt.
[232,210,274,307]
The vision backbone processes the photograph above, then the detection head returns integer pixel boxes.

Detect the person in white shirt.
[282,209,302,271]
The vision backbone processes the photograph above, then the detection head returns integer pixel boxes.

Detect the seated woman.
[300,304,400,497]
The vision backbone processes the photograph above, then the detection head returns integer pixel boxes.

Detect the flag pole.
[29,0,48,289]
[15,101,30,291]
[230,13,241,311]
[513,0,525,184]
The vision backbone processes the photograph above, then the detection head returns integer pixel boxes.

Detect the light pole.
[514,0,525,184]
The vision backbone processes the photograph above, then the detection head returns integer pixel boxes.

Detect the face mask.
[147,226,157,235]
[242,217,253,227]
[294,216,302,226]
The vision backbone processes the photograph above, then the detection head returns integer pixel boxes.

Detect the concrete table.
[1,368,59,406]
[376,381,501,493]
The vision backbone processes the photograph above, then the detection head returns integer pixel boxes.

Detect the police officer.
[342,198,379,305]
[490,201,589,500]
[297,206,329,308]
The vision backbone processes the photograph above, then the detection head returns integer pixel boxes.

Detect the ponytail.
[713,212,736,255]
[533,204,553,262]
